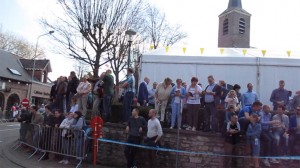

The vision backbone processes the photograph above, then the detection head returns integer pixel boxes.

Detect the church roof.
[219,0,251,17]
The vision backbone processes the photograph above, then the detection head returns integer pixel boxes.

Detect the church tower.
[218,0,251,48]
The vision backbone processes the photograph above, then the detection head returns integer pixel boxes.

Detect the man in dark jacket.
[138,77,150,106]
[15,108,31,142]
[67,71,79,111]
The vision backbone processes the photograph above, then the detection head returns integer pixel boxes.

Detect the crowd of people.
[123,70,300,168]
[4,67,300,168]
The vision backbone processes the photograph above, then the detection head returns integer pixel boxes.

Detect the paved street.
[0,122,23,168]
[0,122,118,168]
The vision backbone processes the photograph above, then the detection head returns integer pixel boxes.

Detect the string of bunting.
[149,45,295,57]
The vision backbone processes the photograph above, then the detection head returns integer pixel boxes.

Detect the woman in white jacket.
[59,112,74,165]
[225,90,240,111]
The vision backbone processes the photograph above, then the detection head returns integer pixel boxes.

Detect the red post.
[90,116,103,166]
[93,124,98,166]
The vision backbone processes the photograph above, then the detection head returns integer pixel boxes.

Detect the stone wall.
[96,123,246,168]
[96,123,300,168]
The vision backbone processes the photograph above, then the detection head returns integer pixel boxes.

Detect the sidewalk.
[2,140,120,168]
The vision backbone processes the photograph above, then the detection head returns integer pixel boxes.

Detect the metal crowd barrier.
[14,123,86,168]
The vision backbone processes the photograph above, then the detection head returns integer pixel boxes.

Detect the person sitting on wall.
[272,105,289,161]
[259,105,279,166]
[289,105,300,155]
[238,101,262,135]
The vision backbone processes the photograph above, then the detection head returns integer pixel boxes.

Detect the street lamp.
[28,30,54,104]
[125,29,136,69]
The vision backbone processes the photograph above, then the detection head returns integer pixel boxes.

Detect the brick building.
[0,49,52,118]
[218,0,251,48]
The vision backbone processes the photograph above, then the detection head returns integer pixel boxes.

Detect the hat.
[83,75,89,79]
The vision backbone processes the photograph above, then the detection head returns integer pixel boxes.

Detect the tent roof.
[144,47,300,58]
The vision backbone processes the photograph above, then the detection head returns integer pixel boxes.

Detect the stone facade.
[0,79,29,116]
[96,123,300,168]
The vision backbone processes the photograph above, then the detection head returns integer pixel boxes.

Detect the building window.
[223,19,229,35]
[239,18,246,34]
[7,68,22,76]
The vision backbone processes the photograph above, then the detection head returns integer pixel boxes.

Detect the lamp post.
[28,31,54,104]
[125,29,136,69]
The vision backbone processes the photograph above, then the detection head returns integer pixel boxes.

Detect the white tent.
[140,47,300,106]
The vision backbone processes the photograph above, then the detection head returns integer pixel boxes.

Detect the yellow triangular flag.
[242,49,247,56]
[261,50,267,57]
[165,46,169,53]
[200,48,204,55]
[287,51,291,57]
[150,45,154,50]
[183,47,186,54]
[220,48,224,55]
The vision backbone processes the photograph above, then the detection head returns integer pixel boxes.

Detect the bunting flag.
[261,50,267,57]
[287,51,291,57]
[242,49,247,56]
[220,48,224,55]
[165,46,170,53]
[200,48,204,55]
[150,45,154,50]
[183,47,187,54]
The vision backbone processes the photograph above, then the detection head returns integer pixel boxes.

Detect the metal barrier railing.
[14,123,86,168]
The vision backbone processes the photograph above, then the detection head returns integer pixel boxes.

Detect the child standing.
[246,114,262,168]
[224,114,241,167]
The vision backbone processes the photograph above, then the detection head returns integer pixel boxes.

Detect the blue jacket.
[246,122,262,140]
[170,86,186,104]
[289,114,299,134]
[138,82,148,103]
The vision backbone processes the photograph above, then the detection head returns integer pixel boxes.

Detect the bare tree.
[41,0,146,78]
[0,27,45,59]
[73,60,90,79]
[145,5,187,49]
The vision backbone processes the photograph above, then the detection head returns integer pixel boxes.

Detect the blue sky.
[1,0,300,80]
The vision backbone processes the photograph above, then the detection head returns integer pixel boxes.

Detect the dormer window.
[239,18,245,34]
[223,19,229,35]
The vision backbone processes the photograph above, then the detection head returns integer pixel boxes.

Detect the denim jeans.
[103,94,113,121]
[260,130,274,156]
[204,103,218,131]
[123,92,134,122]
[171,102,182,128]
[273,129,289,155]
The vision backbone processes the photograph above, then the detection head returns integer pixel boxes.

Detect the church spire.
[228,0,242,9]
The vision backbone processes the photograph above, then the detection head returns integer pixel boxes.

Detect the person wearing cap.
[122,68,136,123]
[76,75,92,117]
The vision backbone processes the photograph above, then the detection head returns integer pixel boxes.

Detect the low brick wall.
[96,123,248,168]
[96,123,300,168]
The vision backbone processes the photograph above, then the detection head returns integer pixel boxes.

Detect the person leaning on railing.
[70,111,86,158]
